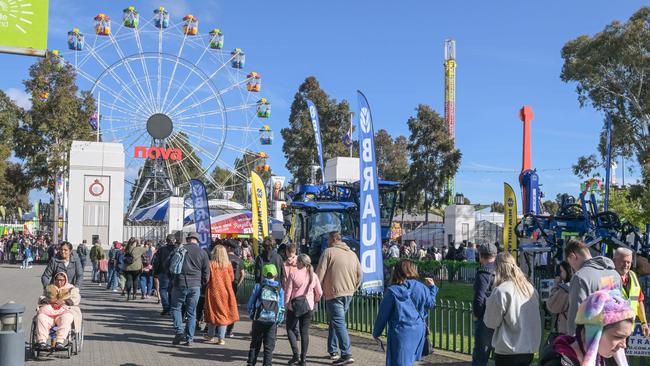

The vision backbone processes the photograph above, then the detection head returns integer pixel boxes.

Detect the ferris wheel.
[55,6,274,209]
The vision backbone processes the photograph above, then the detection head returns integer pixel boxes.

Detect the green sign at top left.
[0,0,48,57]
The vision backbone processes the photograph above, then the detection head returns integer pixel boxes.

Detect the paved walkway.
[0,263,471,366]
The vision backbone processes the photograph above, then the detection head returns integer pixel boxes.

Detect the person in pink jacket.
[284,244,299,290]
[285,254,323,365]
[36,272,81,350]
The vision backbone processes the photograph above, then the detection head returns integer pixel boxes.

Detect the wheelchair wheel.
[70,331,78,355]
[78,323,84,353]
[30,319,40,360]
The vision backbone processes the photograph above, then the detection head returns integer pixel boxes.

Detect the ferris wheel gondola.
[57,6,272,209]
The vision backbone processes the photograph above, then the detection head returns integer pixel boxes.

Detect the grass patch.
[436,282,474,303]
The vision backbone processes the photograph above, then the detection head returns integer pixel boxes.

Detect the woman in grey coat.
[41,242,84,288]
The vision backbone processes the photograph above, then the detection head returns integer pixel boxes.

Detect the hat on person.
[186,232,201,242]
[115,242,122,250]
[478,243,497,256]
[166,234,175,242]
[575,289,635,366]
[262,263,278,278]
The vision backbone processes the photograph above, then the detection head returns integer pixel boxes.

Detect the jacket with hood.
[89,243,104,262]
[283,254,298,289]
[539,335,620,366]
[566,256,621,334]
[254,249,285,286]
[172,243,210,289]
[38,272,83,330]
[315,241,362,301]
[41,254,84,288]
[372,279,438,366]
[484,281,542,355]
[546,282,570,335]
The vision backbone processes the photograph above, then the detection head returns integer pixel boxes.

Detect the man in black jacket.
[253,236,285,286]
[153,234,178,315]
[170,232,210,346]
[472,243,497,366]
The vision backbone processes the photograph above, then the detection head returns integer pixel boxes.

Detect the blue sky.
[0,0,646,207]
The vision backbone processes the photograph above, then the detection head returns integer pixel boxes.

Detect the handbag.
[408,293,433,356]
[290,277,312,317]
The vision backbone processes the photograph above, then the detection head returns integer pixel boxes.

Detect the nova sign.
[134,146,183,161]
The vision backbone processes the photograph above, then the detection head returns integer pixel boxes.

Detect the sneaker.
[329,353,340,361]
[225,332,234,338]
[54,342,66,351]
[184,339,193,347]
[288,355,300,365]
[37,341,47,350]
[172,334,183,345]
[333,356,354,365]
[216,338,225,345]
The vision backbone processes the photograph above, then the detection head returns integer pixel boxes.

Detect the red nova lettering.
[134,146,183,161]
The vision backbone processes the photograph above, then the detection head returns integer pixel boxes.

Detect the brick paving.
[0,263,471,366]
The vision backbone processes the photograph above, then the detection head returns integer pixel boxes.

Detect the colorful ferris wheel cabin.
[247,72,261,92]
[209,29,224,49]
[123,6,139,28]
[94,14,111,36]
[182,14,198,35]
[67,28,84,50]
[153,7,170,29]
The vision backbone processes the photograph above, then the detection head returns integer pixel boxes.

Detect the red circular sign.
[89,179,105,196]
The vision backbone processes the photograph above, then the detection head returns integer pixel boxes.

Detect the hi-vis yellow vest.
[621,271,641,319]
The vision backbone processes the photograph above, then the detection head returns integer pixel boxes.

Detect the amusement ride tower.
[444,39,457,204]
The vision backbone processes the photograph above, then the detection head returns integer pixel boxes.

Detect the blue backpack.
[168,246,188,275]
[253,283,281,324]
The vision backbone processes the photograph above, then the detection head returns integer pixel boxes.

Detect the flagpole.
[97,92,101,142]
[349,111,354,157]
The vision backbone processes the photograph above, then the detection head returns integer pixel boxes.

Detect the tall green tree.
[375,129,408,182]
[0,162,32,216]
[490,201,505,213]
[0,91,20,181]
[15,52,96,191]
[561,7,650,181]
[403,104,461,222]
[281,76,352,184]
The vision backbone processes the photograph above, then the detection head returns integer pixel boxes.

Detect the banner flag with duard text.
[250,171,268,257]
[357,90,383,293]
[190,179,212,249]
[503,183,518,255]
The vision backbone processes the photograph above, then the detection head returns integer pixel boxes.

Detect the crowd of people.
[24,228,650,366]
[471,239,649,366]
[385,239,481,263]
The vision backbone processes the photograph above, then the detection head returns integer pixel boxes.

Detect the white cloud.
[5,88,31,110]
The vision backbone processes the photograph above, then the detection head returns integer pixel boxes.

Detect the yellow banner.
[503,183,518,255]
[250,171,268,257]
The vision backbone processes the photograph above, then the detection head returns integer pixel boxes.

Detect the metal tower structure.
[444,39,457,204]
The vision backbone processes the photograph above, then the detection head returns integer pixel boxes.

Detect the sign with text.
[627,322,650,357]
[134,146,183,161]
[0,0,49,57]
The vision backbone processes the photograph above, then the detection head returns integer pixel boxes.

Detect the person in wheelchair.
[35,272,81,350]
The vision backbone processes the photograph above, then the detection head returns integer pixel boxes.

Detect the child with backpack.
[246,263,285,366]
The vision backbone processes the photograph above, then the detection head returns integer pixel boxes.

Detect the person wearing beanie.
[540,289,635,366]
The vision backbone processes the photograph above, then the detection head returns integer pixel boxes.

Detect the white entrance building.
[67,141,124,248]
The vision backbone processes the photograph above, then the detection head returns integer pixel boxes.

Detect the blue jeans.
[472,319,494,366]
[139,272,153,295]
[158,274,171,312]
[91,261,99,282]
[207,324,227,339]
[107,266,116,289]
[171,286,201,341]
[22,257,32,268]
[325,296,352,357]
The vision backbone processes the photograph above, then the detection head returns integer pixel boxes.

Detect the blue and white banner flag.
[190,179,212,249]
[357,90,383,292]
[305,98,326,183]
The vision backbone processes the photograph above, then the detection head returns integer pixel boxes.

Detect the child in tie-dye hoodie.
[540,289,635,366]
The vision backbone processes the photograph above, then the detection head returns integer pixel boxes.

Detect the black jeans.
[494,353,534,366]
[247,321,277,366]
[124,270,141,296]
[286,310,312,360]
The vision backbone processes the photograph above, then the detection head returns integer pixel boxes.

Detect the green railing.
[237,275,475,355]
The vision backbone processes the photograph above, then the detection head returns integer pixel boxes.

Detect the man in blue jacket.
[472,243,497,366]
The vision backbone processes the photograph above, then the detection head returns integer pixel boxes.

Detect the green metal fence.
[236,275,475,355]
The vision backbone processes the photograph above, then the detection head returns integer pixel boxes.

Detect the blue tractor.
[284,181,401,265]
